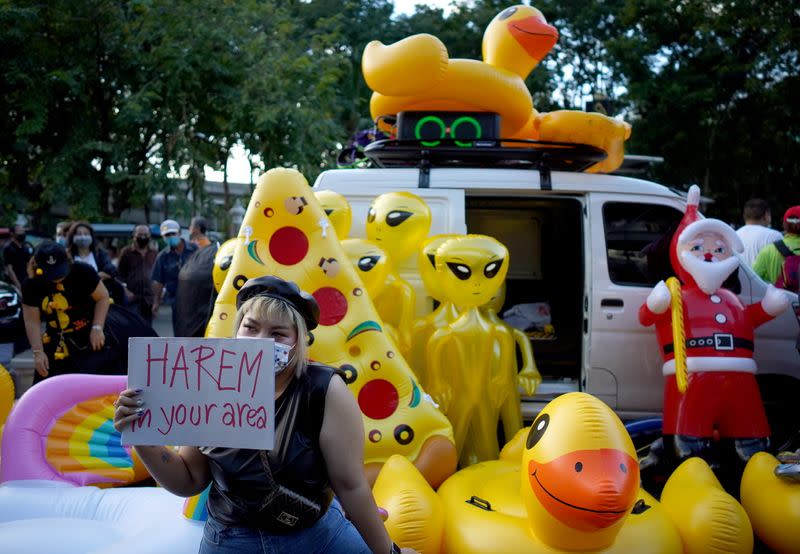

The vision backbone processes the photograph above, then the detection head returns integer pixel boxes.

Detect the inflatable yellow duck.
[314,189,352,240]
[741,451,800,554]
[365,191,432,356]
[206,168,456,487]
[363,4,557,139]
[363,4,632,173]
[659,456,753,553]
[0,363,14,444]
[376,392,681,553]
[438,393,682,552]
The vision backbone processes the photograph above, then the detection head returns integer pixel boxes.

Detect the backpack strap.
[773,239,795,258]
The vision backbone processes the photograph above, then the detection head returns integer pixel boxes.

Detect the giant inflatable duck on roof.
[362,4,631,173]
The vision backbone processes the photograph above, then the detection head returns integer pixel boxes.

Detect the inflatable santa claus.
[639,185,790,491]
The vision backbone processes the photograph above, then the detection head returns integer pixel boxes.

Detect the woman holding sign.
[113,275,409,554]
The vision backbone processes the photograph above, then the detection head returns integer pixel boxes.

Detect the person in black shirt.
[113,276,408,554]
[2,224,33,291]
[22,241,113,383]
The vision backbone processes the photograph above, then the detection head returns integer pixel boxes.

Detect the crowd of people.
[0,216,221,384]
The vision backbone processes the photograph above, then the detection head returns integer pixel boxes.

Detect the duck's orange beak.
[507,16,558,61]
[527,448,638,531]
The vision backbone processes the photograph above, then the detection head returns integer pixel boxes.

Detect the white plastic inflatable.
[0,480,203,553]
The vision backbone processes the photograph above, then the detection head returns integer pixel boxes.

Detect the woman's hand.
[33,350,49,377]
[89,326,105,350]
[112,388,144,432]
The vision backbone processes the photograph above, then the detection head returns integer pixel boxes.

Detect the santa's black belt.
[663,334,753,355]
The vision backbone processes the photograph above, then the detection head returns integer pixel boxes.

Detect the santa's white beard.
[679,251,739,295]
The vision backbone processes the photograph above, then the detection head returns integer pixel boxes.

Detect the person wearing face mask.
[66,221,127,306]
[151,219,197,335]
[118,225,158,322]
[22,241,115,383]
[113,276,413,554]
[2,224,33,291]
[55,220,72,248]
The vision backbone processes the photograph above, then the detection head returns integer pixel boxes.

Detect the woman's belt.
[663,333,753,355]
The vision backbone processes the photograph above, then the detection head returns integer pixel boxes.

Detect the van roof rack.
[362,138,607,189]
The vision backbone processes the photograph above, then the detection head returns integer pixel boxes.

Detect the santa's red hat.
[669,185,702,285]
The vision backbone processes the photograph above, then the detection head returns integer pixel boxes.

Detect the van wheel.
[757,374,800,451]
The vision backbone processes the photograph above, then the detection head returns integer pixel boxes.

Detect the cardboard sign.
[122,337,275,449]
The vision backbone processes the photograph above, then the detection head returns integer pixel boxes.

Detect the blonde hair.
[233,295,309,378]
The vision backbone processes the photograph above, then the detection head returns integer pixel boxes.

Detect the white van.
[313,140,800,443]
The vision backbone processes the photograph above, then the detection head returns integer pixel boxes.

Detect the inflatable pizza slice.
[206,168,457,487]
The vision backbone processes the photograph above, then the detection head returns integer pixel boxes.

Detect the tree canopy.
[1,0,797,228]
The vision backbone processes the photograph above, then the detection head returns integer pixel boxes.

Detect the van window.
[603,202,682,287]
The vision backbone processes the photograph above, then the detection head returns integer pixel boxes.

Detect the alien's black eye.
[386,210,413,227]
[484,259,503,278]
[526,413,549,449]
[324,208,334,216]
[367,207,376,223]
[447,262,471,280]
[499,7,517,20]
[358,255,380,271]
[426,253,436,268]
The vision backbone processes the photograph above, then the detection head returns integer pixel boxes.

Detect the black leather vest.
[201,364,339,528]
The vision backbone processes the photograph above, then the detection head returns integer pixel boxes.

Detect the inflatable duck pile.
[374,392,683,553]
[362,4,631,173]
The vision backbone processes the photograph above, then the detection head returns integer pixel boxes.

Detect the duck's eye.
[386,210,412,227]
[367,207,376,223]
[447,262,472,280]
[220,255,233,271]
[426,253,436,268]
[358,255,380,271]
[484,259,503,278]
[526,413,550,449]
[499,6,517,20]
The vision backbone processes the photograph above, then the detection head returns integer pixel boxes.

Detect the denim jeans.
[199,499,371,554]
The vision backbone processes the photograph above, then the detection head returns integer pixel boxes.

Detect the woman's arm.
[113,388,211,496]
[22,304,48,377]
[320,376,394,554]
[89,280,110,350]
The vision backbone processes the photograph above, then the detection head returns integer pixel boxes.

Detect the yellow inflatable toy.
[363,5,557,138]
[211,238,238,293]
[408,234,462,385]
[426,234,524,465]
[362,4,632,173]
[314,189,352,239]
[206,168,456,487]
[535,110,632,174]
[0,363,14,444]
[365,191,432,356]
[741,451,800,553]
[436,393,683,553]
[372,454,444,554]
[340,238,400,347]
[483,281,541,400]
[660,457,753,554]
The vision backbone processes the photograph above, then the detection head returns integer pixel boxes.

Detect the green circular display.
[415,116,446,147]
[451,116,482,147]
